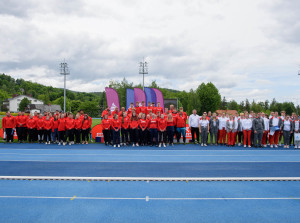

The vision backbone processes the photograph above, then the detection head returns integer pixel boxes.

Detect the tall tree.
[19,97,31,111]
[196,82,221,113]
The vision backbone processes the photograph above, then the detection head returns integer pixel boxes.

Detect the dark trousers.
[16,127,21,141]
[20,127,27,141]
[130,129,138,144]
[58,131,66,142]
[66,129,74,142]
[37,130,44,142]
[158,131,167,143]
[121,128,129,144]
[82,130,89,142]
[5,128,13,142]
[290,132,294,145]
[113,129,120,145]
[150,128,158,145]
[191,127,199,143]
[102,129,110,144]
[44,130,52,142]
[140,129,147,145]
[254,131,263,147]
[167,126,174,144]
[110,130,114,144]
[74,129,81,143]
[238,131,243,143]
[210,130,218,144]
[28,129,36,142]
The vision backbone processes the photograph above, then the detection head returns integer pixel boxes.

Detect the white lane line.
[0,195,299,200]
[1,160,300,163]
[1,153,300,157]
[2,176,300,181]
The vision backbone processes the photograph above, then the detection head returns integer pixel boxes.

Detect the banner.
[126,89,135,110]
[134,88,146,106]
[152,88,164,112]
[105,87,120,111]
[144,87,157,106]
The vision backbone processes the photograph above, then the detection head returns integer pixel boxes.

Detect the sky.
[0,0,300,103]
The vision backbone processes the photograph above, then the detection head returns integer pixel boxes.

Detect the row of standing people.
[2,110,93,145]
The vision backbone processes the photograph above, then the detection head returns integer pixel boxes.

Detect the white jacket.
[241,118,252,130]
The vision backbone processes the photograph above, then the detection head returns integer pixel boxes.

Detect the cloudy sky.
[0,0,300,103]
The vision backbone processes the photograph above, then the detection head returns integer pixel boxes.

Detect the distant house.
[27,104,62,114]
[3,95,43,113]
[216,110,238,115]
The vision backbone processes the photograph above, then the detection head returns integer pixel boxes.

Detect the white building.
[4,95,44,112]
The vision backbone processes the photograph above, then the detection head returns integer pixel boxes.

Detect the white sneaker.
[279,143,282,147]
[275,145,278,148]
[114,145,116,147]
[136,143,139,147]
[45,142,47,145]
[58,142,61,146]
[201,143,204,146]
[263,145,267,148]
[204,144,207,147]
[159,143,161,148]
[63,143,66,146]
[132,144,135,147]
[248,145,251,148]
[238,143,241,146]
[287,146,289,149]
[48,142,51,145]
[118,144,120,148]
[244,145,246,148]
[270,145,273,148]
[163,143,166,148]
[69,143,71,146]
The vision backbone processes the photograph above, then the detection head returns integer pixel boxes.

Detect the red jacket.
[158,118,167,131]
[66,118,75,130]
[135,106,140,115]
[167,119,175,127]
[112,119,121,131]
[15,116,21,127]
[26,119,37,129]
[88,116,92,128]
[2,116,16,129]
[156,107,163,115]
[101,119,111,130]
[149,118,158,129]
[121,117,130,129]
[74,119,82,130]
[58,119,66,131]
[37,119,44,130]
[139,119,148,130]
[43,119,53,130]
[18,115,28,127]
[146,106,153,115]
[130,119,139,129]
[176,115,186,128]
[140,106,146,114]
[82,119,90,130]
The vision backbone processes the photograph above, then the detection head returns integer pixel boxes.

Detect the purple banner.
[126,88,134,110]
[134,88,146,106]
[105,87,120,111]
[144,87,157,106]
[152,88,164,112]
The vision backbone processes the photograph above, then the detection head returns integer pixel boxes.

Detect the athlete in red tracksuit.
[43,116,53,144]
[74,114,82,144]
[2,112,16,143]
[58,114,67,145]
[112,115,121,147]
[82,115,91,144]
[66,114,75,145]
[36,115,44,143]
[158,114,167,147]
[26,115,37,143]
[101,114,111,145]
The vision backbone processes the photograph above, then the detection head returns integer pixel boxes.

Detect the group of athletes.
[101,101,300,149]
[1,110,93,145]
[2,101,299,149]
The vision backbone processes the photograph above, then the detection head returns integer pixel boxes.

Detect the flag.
[152,88,164,112]
[126,89,134,110]
[105,87,120,111]
[144,87,157,106]
[134,88,146,106]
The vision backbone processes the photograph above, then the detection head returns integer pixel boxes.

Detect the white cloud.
[0,0,299,102]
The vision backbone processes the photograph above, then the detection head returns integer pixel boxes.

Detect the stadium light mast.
[139,58,148,91]
[60,60,70,113]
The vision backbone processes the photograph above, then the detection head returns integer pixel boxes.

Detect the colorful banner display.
[105,87,120,111]
[152,88,165,112]
[144,87,157,106]
[126,88,134,110]
[134,88,146,106]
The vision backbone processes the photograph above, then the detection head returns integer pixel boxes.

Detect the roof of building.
[216,110,238,115]
[8,95,41,102]
[28,104,62,112]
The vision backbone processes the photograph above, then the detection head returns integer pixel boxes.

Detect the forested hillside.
[0,73,298,116]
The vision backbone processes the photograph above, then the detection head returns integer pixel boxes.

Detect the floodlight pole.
[139,58,148,91]
[60,60,70,113]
